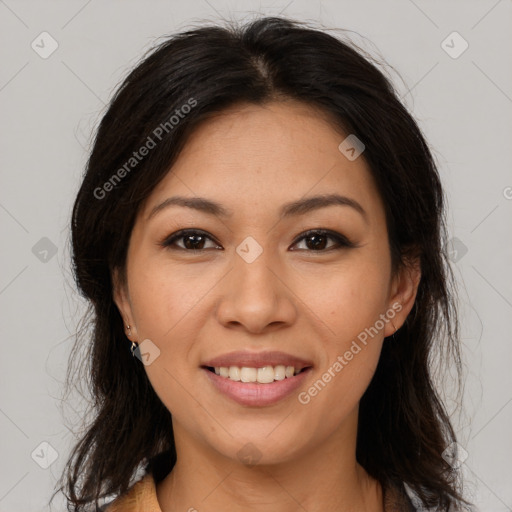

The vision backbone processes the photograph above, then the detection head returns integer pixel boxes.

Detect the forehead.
[140,100,384,224]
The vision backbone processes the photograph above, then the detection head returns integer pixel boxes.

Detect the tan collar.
[106,473,417,512]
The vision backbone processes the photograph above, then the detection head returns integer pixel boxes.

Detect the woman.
[55,16,470,512]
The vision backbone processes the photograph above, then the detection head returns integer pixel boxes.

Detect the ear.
[383,255,421,337]
[112,267,138,341]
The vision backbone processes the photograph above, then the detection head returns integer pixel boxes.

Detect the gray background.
[1,0,511,510]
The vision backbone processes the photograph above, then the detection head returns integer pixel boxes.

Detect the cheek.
[297,255,389,409]
[130,278,198,415]
[301,339,383,430]
[299,255,391,342]
[129,263,212,341]
[300,273,387,421]
[127,263,213,409]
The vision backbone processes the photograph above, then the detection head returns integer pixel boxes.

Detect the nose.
[215,245,297,334]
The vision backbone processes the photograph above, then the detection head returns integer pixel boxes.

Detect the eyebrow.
[148,193,368,223]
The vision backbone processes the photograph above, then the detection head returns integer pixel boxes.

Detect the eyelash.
[159,228,357,253]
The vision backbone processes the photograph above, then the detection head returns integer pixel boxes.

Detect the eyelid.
[290,228,357,250]
[159,228,222,250]
[159,228,357,252]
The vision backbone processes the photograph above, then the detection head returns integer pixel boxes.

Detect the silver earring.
[126,325,139,357]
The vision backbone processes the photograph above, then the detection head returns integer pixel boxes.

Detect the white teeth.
[212,365,302,383]
[273,365,286,381]
[257,366,274,384]
[241,367,257,382]
[228,366,241,381]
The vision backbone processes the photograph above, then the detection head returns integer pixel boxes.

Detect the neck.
[156,419,383,512]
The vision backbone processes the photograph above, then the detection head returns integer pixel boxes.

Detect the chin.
[208,429,308,468]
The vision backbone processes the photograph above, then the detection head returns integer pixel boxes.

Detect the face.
[114,100,419,467]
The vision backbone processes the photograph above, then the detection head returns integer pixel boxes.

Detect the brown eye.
[290,229,356,252]
[160,228,356,253]
[160,229,222,251]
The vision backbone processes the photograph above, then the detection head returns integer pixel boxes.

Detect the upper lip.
[202,350,313,370]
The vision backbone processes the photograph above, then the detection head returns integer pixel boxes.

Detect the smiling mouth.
[203,365,311,384]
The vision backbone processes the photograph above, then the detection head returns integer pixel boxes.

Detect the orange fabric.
[104,473,161,512]
[104,472,415,511]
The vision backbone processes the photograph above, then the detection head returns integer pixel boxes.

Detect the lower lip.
[202,367,312,407]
